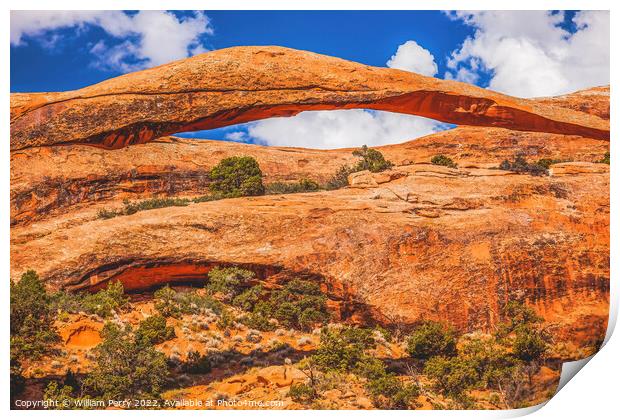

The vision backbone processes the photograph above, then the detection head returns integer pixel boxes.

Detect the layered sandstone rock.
[10,162,609,348]
[10,46,609,150]
[10,126,609,226]
[9,47,609,355]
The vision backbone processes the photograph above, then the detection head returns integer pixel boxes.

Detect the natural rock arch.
[10,46,609,151]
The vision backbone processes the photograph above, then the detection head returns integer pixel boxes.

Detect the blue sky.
[10,10,609,148]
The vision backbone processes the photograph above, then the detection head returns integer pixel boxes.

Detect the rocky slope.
[10,46,609,150]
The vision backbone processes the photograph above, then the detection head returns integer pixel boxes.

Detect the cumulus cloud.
[243,110,447,149]
[11,10,213,71]
[386,40,438,76]
[445,10,609,98]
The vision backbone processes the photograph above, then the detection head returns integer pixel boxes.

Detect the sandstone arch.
[10,46,609,151]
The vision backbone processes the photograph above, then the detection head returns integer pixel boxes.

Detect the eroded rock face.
[10,162,609,348]
[9,126,609,226]
[10,46,609,150]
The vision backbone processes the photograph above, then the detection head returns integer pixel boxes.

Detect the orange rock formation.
[9,47,609,353]
[10,46,609,151]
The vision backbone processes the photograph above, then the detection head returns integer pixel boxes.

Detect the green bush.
[240,312,277,331]
[406,321,457,360]
[325,146,392,190]
[10,355,25,400]
[123,197,191,215]
[81,281,128,318]
[43,382,93,410]
[431,155,458,169]
[232,285,265,311]
[495,301,542,338]
[513,326,547,362]
[312,327,375,372]
[154,286,222,318]
[459,337,520,390]
[535,158,564,169]
[10,270,59,361]
[499,154,548,176]
[216,309,236,330]
[154,285,180,317]
[82,322,169,400]
[352,145,393,173]
[288,383,317,403]
[206,266,255,299]
[96,208,117,219]
[265,178,320,195]
[265,279,330,331]
[325,165,355,190]
[97,198,192,219]
[366,373,420,409]
[209,156,265,198]
[135,314,176,345]
[600,151,610,164]
[424,356,479,401]
[182,351,212,374]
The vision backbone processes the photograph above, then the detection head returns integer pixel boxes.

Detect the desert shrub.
[352,145,393,173]
[182,351,212,374]
[535,158,565,169]
[366,373,420,409]
[374,326,393,342]
[96,208,118,219]
[154,285,180,317]
[406,320,457,360]
[288,383,317,403]
[513,325,547,362]
[216,309,236,330]
[459,337,520,390]
[499,154,548,176]
[424,356,479,402]
[240,312,277,331]
[81,281,128,318]
[98,198,192,219]
[10,270,59,361]
[178,291,223,315]
[312,327,375,372]
[209,156,264,197]
[206,266,255,302]
[43,381,93,410]
[600,151,610,164]
[265,178,320,195]
[135,314,176,345]
[266,279,330,331]
[431,154,458,168]
[232,285,265,311]
[82,322,168,401]
[325,165,355,190]
[123,197,191,215]
[495,301,543,340]
[154,286,222,318]
[10,355,25,400]
[50,290,83,314]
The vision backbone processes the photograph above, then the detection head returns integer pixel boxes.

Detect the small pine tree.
[209,156,265,197]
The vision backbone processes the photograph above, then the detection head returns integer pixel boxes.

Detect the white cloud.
[11,10,213,71]
[224,131,248,142]
[386,40,438,76]
[445,11,609,97]
[245,110,448,149]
